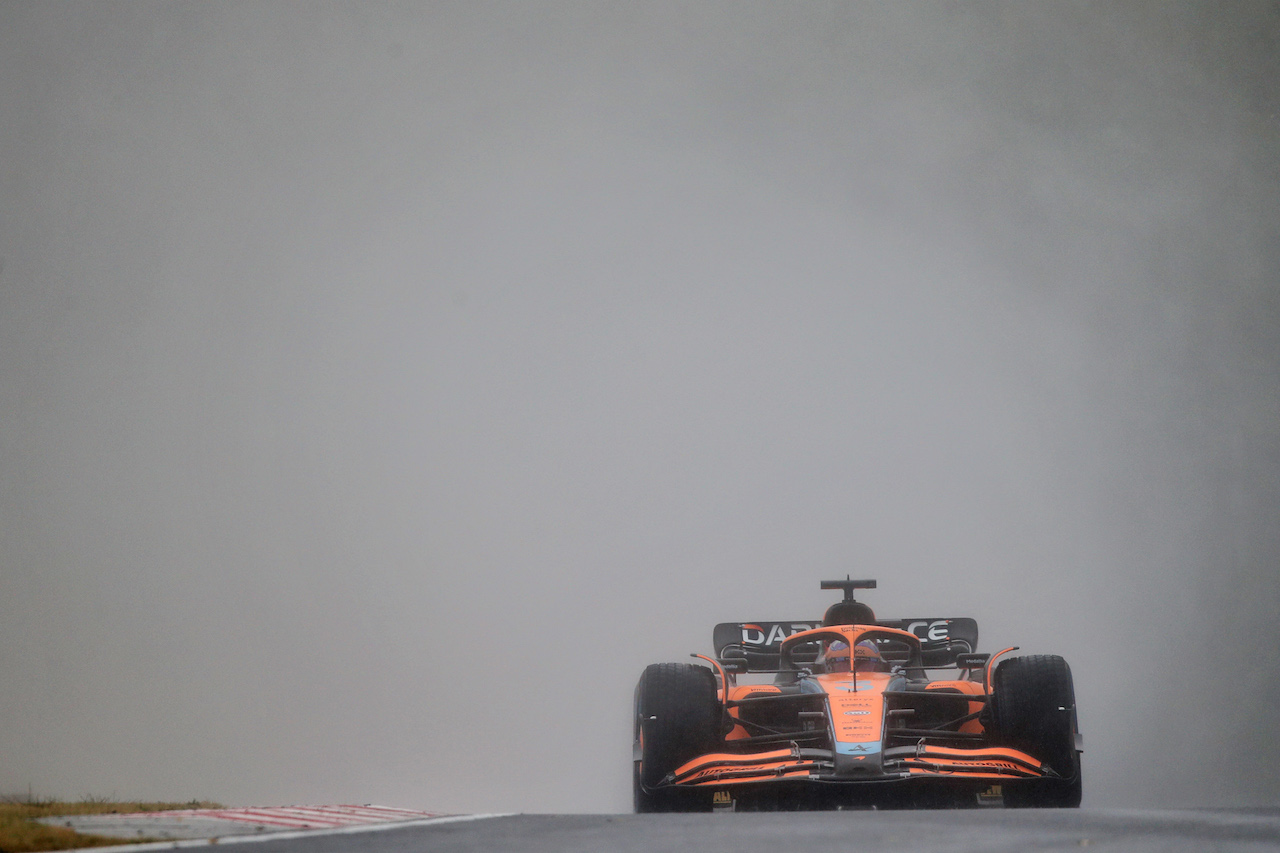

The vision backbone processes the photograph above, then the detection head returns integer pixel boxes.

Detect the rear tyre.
[633,662,720,813]
[991,654,1082,808]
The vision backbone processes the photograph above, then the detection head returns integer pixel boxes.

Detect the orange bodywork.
[674,624,1052,788]
[673,748,827,786]
[923,678,986,735]
[899,744,1046,778]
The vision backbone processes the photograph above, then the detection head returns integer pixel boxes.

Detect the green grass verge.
[0,799,222,853]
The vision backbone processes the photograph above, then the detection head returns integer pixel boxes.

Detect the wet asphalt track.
[168,809,1280,853]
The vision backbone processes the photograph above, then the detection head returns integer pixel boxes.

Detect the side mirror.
[955,652,990,670]
[717,645,750,673]
[789,641,822,665]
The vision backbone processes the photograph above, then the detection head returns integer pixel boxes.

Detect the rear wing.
[712,618,979,671]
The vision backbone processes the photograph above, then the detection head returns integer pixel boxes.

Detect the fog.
[1,1,1277,813]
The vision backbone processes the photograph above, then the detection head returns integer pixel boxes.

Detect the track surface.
[196,809,1280,853]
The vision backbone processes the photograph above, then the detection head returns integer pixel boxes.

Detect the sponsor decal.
[712,791,732,806]
[740,622,820,646]
[914,758,1027,774]
[843,710,869,716]
[836,741,882,756]
[905,620,952,641]
[685,763,789,782]
[968,761,1024,772]
[833,682,874,691]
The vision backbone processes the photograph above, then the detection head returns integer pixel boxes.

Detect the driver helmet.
[825,640,851,673]
[853,640,884,672]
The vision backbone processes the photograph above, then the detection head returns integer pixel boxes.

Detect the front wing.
[650,743,1059,809]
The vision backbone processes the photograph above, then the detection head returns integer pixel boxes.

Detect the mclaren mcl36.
[633,579,1082,811]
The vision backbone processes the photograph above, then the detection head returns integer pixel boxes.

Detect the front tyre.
[991,654,1082,808]
[633,662,720,813]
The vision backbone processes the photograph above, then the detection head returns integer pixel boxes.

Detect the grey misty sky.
[1,1,1277,812]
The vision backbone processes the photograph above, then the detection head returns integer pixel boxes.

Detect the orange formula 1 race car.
[632,579,1082,811]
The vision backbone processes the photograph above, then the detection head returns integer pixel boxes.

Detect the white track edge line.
[88,813,517,852]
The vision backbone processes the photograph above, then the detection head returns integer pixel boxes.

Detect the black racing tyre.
[633,662,720,813]
[991,654,1082,808]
